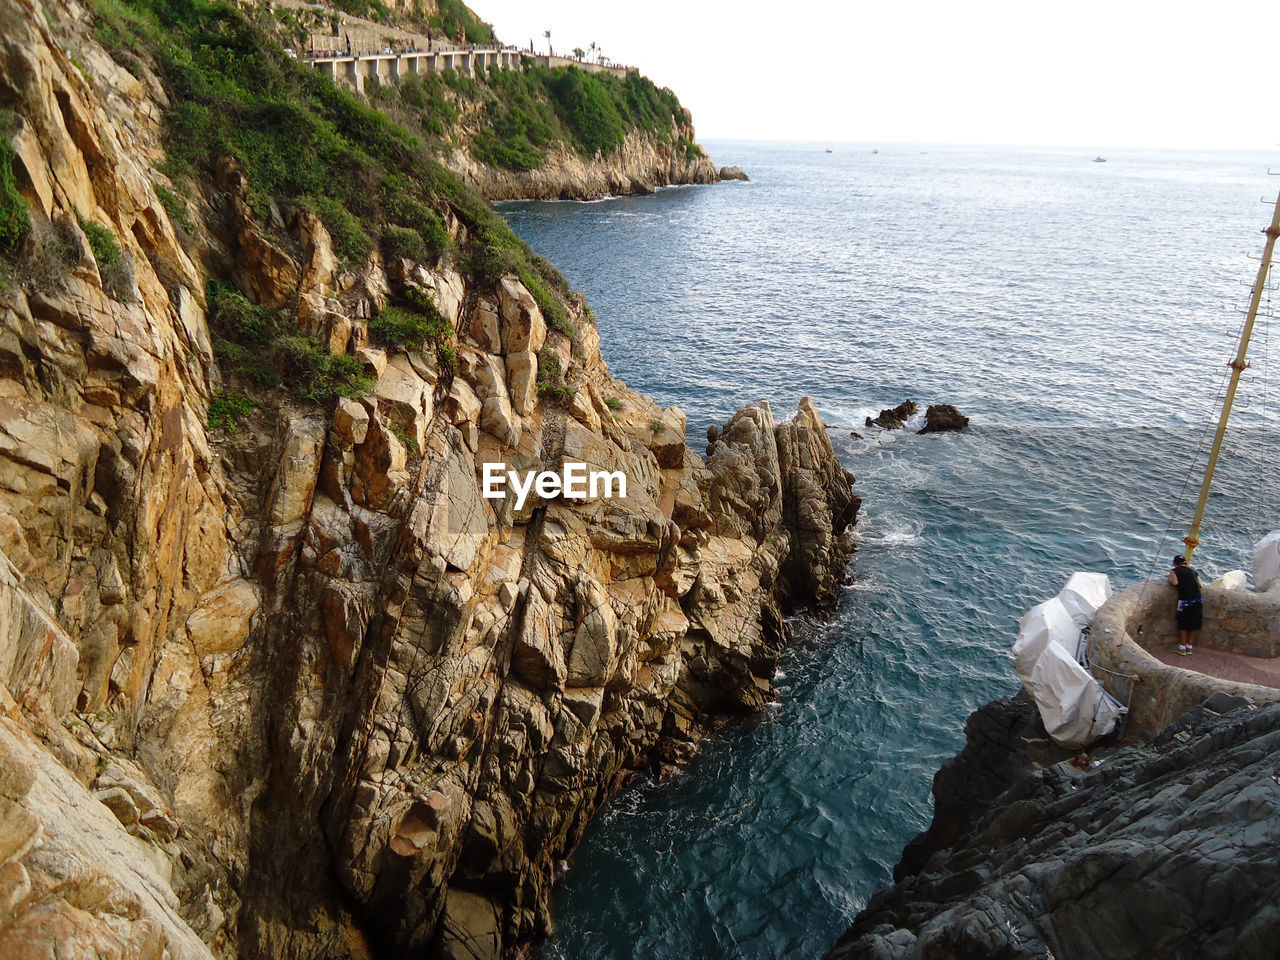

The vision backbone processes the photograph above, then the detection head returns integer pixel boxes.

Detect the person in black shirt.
[1167,554,1202,656]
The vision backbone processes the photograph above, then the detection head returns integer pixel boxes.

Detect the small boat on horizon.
[1093,156,1107,163]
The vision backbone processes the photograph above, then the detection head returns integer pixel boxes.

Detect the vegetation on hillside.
[325,0,494,42]
[429,0,495,43]
[78,0,577,406]
[375,61,701,172]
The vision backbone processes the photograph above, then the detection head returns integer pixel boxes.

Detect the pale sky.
[472,0,1280,149]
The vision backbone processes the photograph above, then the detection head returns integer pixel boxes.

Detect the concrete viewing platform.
[293,46,635,95]
[1089,581,1280,740]
[1148,643,1280,688]
[299,45,523,92]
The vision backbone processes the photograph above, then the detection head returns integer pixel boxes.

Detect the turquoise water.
[499,143,1280,959]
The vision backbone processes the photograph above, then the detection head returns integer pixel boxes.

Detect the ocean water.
[498,143,1280,959]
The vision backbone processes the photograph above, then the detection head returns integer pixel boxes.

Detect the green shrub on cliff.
[208,280,273,344]
[396,73,458,134]
[301,195,371,263]
[370,290,456,375]
[466,230,519,287]
[207,391,258,432]
[518,267,572,336]
[380,60,694,170]
[546,68,627,156]
[272,335,374,401]
[380,182,453,260]
[114,0,550,285]
[154,184,193,232]
[677,136,704,160]
[0,130,30,260]
[535,347,574,402]
[78,215,133,301]
[470,69,559,171]
[0,179,27,260]
[370,300,448,351]
[473,130,543,172]
[208,276,372,400]
[381,225,427,262]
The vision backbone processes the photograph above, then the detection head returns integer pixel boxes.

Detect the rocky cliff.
[256,0,725,202]
[0,1,857,957]
[827,693,1280,960]
[448,127,722,202]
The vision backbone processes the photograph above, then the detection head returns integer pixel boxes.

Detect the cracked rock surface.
[827,694,1280,960]
[0,2,860,956]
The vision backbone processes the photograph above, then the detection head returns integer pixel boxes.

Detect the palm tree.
[572,47,585,61]
[544,29,552,56]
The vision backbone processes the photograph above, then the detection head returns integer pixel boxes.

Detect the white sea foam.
[851,510,925,548]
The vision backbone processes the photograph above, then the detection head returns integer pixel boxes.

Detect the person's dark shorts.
[1177,600,1203,631]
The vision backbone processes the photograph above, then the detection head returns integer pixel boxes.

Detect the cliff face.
[0,2,857,958]
[448,127,721,202]
[827,693,1280,960]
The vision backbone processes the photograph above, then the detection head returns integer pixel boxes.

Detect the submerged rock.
[919,403,969,433]
[827,693,1280,960]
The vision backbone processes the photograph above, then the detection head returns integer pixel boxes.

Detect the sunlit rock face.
[0,2,858,956]
[449,128,722,203]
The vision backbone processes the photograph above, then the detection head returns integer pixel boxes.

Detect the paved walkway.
[1150,645,1280,689]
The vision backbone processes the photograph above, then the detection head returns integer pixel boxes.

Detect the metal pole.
[1184,193,1280,562]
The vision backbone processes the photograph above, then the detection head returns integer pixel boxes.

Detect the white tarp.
[1255,530,1280,592]
[1211,570,1247,591]
[1013,574,1123,750]
[1057,572,1113,634]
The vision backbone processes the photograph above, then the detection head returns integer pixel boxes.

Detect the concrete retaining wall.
[303,47,526,94]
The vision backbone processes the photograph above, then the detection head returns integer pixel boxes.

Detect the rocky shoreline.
[0,2,853,957]
[447,128,725,202]
[826,692,1280,960]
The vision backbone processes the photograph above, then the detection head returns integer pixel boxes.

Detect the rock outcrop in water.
[865,401,918,430]
[918,404,968,434]
[0,3,859,957]
[826,692,1280,960]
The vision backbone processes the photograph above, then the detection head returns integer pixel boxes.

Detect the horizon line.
[694,136,1280,154]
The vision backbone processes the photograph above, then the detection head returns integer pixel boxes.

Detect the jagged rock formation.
[918,403,968,434]
[827,693,1280,960]
[0,2,859,957]
[865,401,917,430]
[447,127,720,202]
